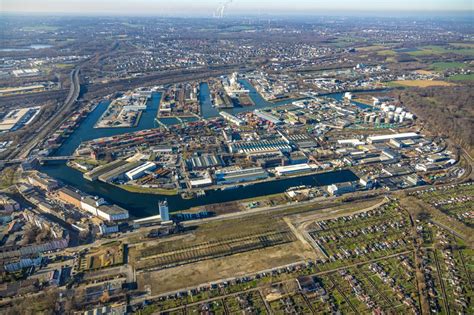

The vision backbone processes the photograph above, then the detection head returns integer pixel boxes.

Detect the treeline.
[395,83,474,155]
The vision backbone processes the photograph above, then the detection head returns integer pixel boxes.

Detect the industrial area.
[0,7,472,315]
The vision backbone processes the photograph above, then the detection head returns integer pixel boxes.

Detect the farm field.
[388,80,456,87]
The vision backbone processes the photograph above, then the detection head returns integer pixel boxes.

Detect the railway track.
[139,230,296,271]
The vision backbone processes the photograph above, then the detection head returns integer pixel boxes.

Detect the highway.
[16,67,81,159]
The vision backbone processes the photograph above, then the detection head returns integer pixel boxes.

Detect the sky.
[1,0,473,16]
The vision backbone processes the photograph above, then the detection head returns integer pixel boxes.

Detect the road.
[16,67,81,159]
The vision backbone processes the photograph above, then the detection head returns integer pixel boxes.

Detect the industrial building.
[220,111,245,126]
[254,110,283,125]
[367,132,420,144]
[0,107,41,132]
[186,155,223,170]
[275,163,312,176]
[188,177,213,188]
[125,162,156,181]
[327,182,356,195]
[57,187,83,208]
[80,197,129,222]
[229,139,292,154]
[55,188,129,222]
[215,167,268,185]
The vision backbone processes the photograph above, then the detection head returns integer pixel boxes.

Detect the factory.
[0,107,41,132]
[254,110,283,125]
[125,162,156,181]
[229,139,292,154]
[215,167,269,185]
[327,182,356,196]
[56,187,129,222]
[220,111,245,126]
[188,177,213,188]
[367,132,420,144]
[275,163,313,176]
[186,155,224,170]
[81,197,129,222]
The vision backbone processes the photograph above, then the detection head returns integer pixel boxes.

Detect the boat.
[219,185,241,191]
[286,185,310,192]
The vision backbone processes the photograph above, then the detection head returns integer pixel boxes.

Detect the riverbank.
[117,184,179,196]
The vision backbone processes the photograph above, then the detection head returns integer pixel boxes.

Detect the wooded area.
[395,83,474,155]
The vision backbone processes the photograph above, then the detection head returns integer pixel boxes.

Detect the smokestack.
[214,0,233,18]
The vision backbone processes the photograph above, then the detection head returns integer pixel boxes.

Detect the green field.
[377,49,397,56]
[448,73,474,81]
[430,62,470,71]
[409,45,474,57]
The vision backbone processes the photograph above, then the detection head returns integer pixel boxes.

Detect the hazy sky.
[2,0,473,16]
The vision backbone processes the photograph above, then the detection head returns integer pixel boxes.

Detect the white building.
[125,162,156,180]
[275,163,312,176]
[189,177,213,188]
[80,196,129,222]
[367,132,420,144]
[327,182,356,196]
[220,111,245,126]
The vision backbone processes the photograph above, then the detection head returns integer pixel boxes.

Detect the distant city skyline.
[1,0,473,16]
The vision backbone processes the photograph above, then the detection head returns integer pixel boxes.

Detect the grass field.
[387,80,455,87]
[136,241,314,295]
[430,62,469,71]
[408,45,474,57]
[118,184,178,195]
[448,73,474,81]
[357,45,389,52]
[377,50,397,56]
[415,69,434,75]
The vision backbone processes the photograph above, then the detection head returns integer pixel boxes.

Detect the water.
[41,84,361,218]
[199,80,305,119]
[56,92,162,156]
[0,44,53,52]
[29,44,53,50]
[0,48,30,52]
[41,161,357,218]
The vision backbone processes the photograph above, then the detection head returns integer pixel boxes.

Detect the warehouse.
[80,196,129,221]
[188,177,213,188]
[254,110,283,125]
[367,132,420,144]
[186,155,223,170]
[215,167,268,185]
[229,139,292,154]
[275,163,312,176]
[220,111,245,126]
[57,187,83,208]
[327,182,356,196]
[125,162,156,180]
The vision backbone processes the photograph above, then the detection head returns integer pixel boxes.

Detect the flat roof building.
[275,163,312,176]
[125,162,156,181]
[215,167,268,185]
[367,132,420,144]
[254,110,283,125]
[220,111,245,126]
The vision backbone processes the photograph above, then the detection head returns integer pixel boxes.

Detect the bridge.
[39,156,77,162]
[1,156,78,165]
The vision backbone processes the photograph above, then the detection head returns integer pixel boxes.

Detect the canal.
[41,81,363,218]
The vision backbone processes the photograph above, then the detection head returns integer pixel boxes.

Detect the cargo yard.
[95,88,155,128]
[61,73,458,200]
